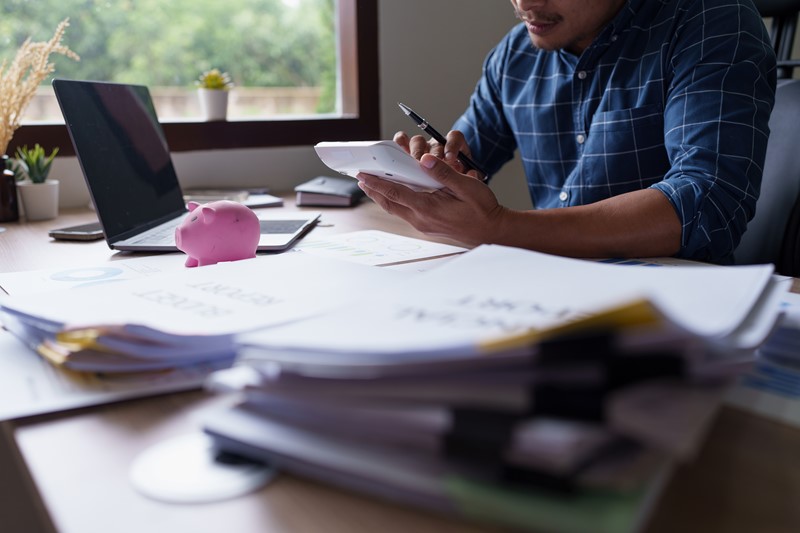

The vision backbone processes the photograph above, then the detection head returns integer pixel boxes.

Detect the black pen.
[397,102,490,183]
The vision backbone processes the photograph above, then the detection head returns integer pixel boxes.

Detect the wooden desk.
[1,200,799,533]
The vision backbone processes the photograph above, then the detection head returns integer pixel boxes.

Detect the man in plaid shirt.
[358,0,776,264]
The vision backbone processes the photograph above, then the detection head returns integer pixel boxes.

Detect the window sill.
[9,114,379,156]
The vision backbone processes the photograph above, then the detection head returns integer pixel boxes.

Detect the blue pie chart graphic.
[50,266,125,283]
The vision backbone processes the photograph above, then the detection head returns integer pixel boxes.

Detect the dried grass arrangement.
[0,19,79,155]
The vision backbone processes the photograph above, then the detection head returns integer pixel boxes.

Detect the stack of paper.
[756,291,800,365]
[0,232,456,420]
[201,245,787,532]
[0,253,409,373]
[724,291,800,428]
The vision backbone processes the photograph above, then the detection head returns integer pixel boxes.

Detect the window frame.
[8,0,379,157]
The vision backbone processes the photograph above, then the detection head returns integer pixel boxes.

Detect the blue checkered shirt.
[454,0,776,263]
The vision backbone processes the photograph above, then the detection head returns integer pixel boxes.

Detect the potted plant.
[196,68,234,121]
[15,144,60,221]
[0,19,78,223]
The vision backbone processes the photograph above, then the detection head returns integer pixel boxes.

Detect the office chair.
[735,79,800,273]
[734,2,800,272]
[777,82,800,275]
[753,0,800,78]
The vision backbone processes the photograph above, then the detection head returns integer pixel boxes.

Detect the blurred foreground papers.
[0,253,409,372]
[203,245,788,533]
[237,244,786,371]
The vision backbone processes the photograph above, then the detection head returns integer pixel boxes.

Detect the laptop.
[52,79,320,252]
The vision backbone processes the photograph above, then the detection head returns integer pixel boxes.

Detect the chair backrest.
[735,79,800,272]
[778,182,800,276]
[752,0,800,77]
[754,0,800,17]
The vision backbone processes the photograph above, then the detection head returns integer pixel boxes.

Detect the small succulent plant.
[196,68,234,90]
[15,144,58,183]
[6,155,27,181]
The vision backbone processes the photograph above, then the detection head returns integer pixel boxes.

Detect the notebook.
[52,79,319,252]
[295,176,365,207]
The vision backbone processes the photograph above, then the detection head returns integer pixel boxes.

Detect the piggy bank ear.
[187,201,201,212]
[198,205,217,224]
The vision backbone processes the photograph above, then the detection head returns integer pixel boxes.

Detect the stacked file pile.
[0,253,409,373]
[206,316,724,532]
[757,292,800,366]
[203,245,787,533]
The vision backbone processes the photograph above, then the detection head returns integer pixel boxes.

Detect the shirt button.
[559,191,568,202]
[577,70,587,80]
[576,134,586,144]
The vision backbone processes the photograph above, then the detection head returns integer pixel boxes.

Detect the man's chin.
[527,38,560,52]
[527,35,582,55]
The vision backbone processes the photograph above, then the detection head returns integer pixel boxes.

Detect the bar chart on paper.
[294,230,467,266]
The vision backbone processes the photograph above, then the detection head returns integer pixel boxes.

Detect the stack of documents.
[201,245,787,532]
[0,231,457,420]
[756,291,800,365]
[0,253,409,373]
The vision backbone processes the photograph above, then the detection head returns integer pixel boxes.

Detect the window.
[3,0,379,155]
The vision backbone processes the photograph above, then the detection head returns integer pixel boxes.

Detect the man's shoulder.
[632,0,762,26]
[648,0,757,12]
[625,0,769,52]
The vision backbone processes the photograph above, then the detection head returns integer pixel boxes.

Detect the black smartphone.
[48,221,105,241]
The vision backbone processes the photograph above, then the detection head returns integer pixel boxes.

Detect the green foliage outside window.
[0,0,336,113]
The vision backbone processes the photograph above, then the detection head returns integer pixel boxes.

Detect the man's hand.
[393,130,480,178]
[357,154,507,245]
[359,154,682,259]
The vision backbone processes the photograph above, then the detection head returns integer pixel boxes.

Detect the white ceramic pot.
[198,88,229,121]
[17,179,59,221]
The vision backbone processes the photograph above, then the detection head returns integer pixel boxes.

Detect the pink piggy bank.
[175,200,260,267]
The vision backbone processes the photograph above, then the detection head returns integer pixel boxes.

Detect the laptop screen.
[53,79,186,243]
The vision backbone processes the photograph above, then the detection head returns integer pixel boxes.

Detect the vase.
[0,154,20,222]
[198,88,229,121]
[17,180,59,221]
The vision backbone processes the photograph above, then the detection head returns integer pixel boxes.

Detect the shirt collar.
[568,0,661,62]
[608,0,668,36]
[556,0,665,62]
[605,0,639,40]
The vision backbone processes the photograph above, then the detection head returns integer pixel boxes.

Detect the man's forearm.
[490,189,682,259]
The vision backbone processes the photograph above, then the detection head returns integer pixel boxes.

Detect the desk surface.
[2,200,800,533]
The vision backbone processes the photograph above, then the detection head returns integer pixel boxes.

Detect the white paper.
[0,253,186,296]
[0,328,220,421]
[0,252,409,336]
[726,358,800,428]
[294,230,466,266]
[0,253,410,418]
[383,255,461,273]
[241,245,780,357]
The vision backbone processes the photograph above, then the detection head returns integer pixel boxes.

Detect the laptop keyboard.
[126,219,308,245]
[128,218,182,245]
[260,220,308,234]
[121,218,309,247]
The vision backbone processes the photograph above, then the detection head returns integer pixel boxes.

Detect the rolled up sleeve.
[652,1,776,262]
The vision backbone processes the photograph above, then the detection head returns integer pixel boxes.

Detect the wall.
[377,0,531,210]
[52,0,531,211]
